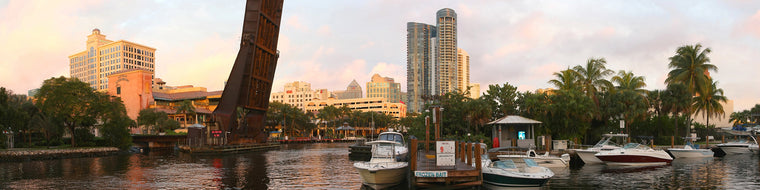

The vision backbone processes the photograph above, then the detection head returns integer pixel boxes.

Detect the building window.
[117,87,121,95]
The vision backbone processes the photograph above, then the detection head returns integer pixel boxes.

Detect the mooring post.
[475,143,482,171]
[466,143,472,166]
[411,139,417,171]
[460,141,466,163]
[671,136,674,148]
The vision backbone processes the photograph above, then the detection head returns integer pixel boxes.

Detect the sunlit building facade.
[436,8,458,95]
[270,81,330,110]
[69,29,156,91]
[304,97,407,119]
[406,22,436,113]
[457,48,470,92]
[366,74,402,103]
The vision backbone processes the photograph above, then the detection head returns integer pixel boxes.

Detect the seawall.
[0,147,121,162]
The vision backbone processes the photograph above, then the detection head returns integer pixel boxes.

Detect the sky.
[1,0,759,111]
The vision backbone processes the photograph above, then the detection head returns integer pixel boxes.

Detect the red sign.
[211,130,222,137]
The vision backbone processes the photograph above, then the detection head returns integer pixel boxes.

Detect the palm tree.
[663,84,691,138]
[174,100,196,128]
[665,43,717,95]
[693,80,727,130]
[549,69,580,91]
[729,110,750,126]
[573,58,614,104]
[611,70,647,96]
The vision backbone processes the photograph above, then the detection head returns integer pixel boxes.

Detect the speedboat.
[668,144,714,158]
[594,143,673,166]
[496,149,570,168]
[573,133,628,164]
[479,143,554,188]
[375,132,408,161]
[353,139,408,189]
[668,137,714,158]
[482,158,555,188]
[717,135,758,154]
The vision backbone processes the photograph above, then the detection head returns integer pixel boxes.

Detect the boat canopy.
[378,132,404,144]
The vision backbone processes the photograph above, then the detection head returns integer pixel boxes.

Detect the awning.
[487,115,542,125]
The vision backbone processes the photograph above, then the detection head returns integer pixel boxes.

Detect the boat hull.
[595,155,672,166]
[718,145,751,154]
[483,173,550,187]
[355,164,407,189]
[575,149,603,164]
[668,149,714,158]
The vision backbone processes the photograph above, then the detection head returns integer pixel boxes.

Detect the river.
[1,143,759,189]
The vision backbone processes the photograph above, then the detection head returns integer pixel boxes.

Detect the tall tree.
[549,69,581,91]
[573,58,614,105]
[693,80,727,129]
[481,82,518,120]
[35,77,99,147]
[665,43,717,95]
[611,70,647,96]
[663,83,691,138]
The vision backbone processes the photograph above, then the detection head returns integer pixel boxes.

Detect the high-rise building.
[333,79,363,99]
[457,48,470,92]
[436,8,458,95]
[367,74,402,103]
[69,29,156,91]
[469,83,480,99]
[406,22,436,113]
[269,81,330,110]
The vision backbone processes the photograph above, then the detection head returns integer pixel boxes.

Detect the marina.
[3,142,760,189]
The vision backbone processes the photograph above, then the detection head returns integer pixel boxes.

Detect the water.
[1,143,759,189]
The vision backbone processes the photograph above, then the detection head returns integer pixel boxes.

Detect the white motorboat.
[717,134,758,154]
[353,139,408,189]
[668,137,714,158]
[478,143,554,188]
[375,132,408,161]
[595,143,673,166]
[496,149,570,168]
[573,133,628,164]
[669,144,714,158]
[482,158,554,188]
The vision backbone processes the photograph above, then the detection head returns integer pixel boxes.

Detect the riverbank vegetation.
[1,77,133,150]
[404,43,746,146]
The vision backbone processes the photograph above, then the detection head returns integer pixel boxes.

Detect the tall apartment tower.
[436,8,458,95]
[367,74,402,103]
[457,48,470,93]
[406,22,436,113]
[69,29,156,91]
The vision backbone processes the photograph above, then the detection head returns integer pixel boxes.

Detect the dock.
[409,139,482,189]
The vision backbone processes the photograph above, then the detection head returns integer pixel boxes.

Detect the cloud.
[738,10,760,38]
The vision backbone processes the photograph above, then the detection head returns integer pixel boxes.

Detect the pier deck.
[410,139,482,189]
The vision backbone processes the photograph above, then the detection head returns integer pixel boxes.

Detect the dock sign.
[436,141,456,166]
[414,171,448,177]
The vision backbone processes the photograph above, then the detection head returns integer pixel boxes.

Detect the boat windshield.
[524,159,539,167]
[622,143,650,150]
[378,133,404,144]
[594,134,626,147]
[493,160,517,169]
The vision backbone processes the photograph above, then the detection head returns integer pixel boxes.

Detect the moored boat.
[668,137,714,158]
[482,158,555,188]
[716,135,757,154]
[496,149,570,168]
[353,132,408,189]
[595,143,673,166]
[572,133,628,164]
[669,144,714,158]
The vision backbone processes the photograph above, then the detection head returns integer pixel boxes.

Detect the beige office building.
[457,48,470,92]
[270,81,330,110]
[366,74,402,103]
[69,29,156,91]
[469,83,480,99]
[304,97,407,119]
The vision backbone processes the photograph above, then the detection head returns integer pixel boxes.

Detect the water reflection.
[2,144,760,189]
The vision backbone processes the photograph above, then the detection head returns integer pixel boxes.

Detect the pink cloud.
[739,10,760,38]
